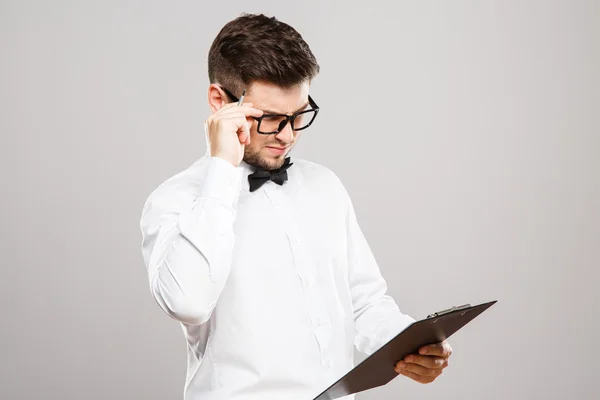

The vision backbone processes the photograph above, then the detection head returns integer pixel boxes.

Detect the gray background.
[1,0,598,399]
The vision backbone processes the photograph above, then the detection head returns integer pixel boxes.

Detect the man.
[140,13,451,400]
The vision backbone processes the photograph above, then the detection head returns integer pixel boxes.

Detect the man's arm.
[343,190,416,355]
[342,186,452,383]
[140,157,241,326]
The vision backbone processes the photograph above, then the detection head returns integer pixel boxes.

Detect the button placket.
[264,188,332,357]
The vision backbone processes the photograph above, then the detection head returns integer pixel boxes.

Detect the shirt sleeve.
[344,191,416,356]
[140,157,242,326]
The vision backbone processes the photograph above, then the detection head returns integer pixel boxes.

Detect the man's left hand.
[394,340,452,384]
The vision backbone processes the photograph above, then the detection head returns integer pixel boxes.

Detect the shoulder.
[291,157,343,184]
[140,156,212,218]
[290,157,350,202]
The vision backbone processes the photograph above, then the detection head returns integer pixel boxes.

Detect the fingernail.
[397,362,406,369]
[405,356,414,362]
[420,348,428,354]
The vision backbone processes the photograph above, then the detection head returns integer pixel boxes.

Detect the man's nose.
[275,121,294,143]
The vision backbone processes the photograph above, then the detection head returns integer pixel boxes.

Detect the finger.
[214,113,249,122]
[395,362,441,378]
[244,117,254,144]
[219,101,255,109]
[420,341,452,357]
[217,102,244,112]
[402,354,448,369]
[397,369,436,384]
[214,115,251,143]
[217,103,254,114]
[234,116,251,144]
[218,104,263,118]
[240,118,251,144]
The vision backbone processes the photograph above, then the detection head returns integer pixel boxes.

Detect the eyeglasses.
[220,86,320,135]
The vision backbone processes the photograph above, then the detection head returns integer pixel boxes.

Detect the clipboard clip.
[427,304,471,319]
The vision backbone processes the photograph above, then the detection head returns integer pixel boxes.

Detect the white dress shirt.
[140,153,415,400]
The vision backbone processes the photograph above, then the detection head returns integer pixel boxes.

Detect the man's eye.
[263,115,285,121]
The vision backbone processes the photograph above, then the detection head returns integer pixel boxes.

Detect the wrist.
[211,152,239,168]
[201,156,242,202]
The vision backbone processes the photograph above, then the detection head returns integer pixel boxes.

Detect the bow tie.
[248,157,294,192]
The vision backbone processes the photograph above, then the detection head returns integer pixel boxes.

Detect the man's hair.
[208,13,320,96]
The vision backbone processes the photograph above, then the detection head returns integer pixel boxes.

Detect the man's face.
[242,81,310,171]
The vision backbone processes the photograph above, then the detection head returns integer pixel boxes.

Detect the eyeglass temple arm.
[219,86,239,102]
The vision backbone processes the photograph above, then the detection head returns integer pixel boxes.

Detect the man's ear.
[207,84,228,113]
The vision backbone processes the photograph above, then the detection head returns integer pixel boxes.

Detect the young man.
[140,13,451,400]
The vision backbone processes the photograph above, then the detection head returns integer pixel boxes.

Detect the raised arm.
[140,157,241,326]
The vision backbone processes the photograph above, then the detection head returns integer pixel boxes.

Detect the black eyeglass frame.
[219,86,320,135]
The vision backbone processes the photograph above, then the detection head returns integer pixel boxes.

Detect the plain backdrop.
[1,1,599,399]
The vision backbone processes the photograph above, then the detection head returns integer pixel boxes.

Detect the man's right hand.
[204,102,264,167]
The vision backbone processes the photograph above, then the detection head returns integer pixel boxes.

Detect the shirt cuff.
[200,157,243,206]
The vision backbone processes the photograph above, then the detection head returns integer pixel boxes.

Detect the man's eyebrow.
[261,101,310,115]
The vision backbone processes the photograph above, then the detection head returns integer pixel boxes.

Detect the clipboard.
[313,300,497,400]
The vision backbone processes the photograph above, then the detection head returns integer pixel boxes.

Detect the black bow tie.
[248,157,294,192]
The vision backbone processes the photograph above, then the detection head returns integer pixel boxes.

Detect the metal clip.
[427,304,471,319]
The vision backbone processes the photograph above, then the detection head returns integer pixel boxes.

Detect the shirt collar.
[237,159,254,193]
[231,157,298,194]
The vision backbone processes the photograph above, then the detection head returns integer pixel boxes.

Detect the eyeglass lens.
[259,110,316,133]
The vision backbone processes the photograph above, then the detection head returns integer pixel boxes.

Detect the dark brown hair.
[208,13,320,95]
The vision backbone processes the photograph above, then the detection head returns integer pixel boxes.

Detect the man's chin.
[262,154,287,169]
[244,150,288,171]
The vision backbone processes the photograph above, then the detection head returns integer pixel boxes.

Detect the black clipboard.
[312,300,497,400]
